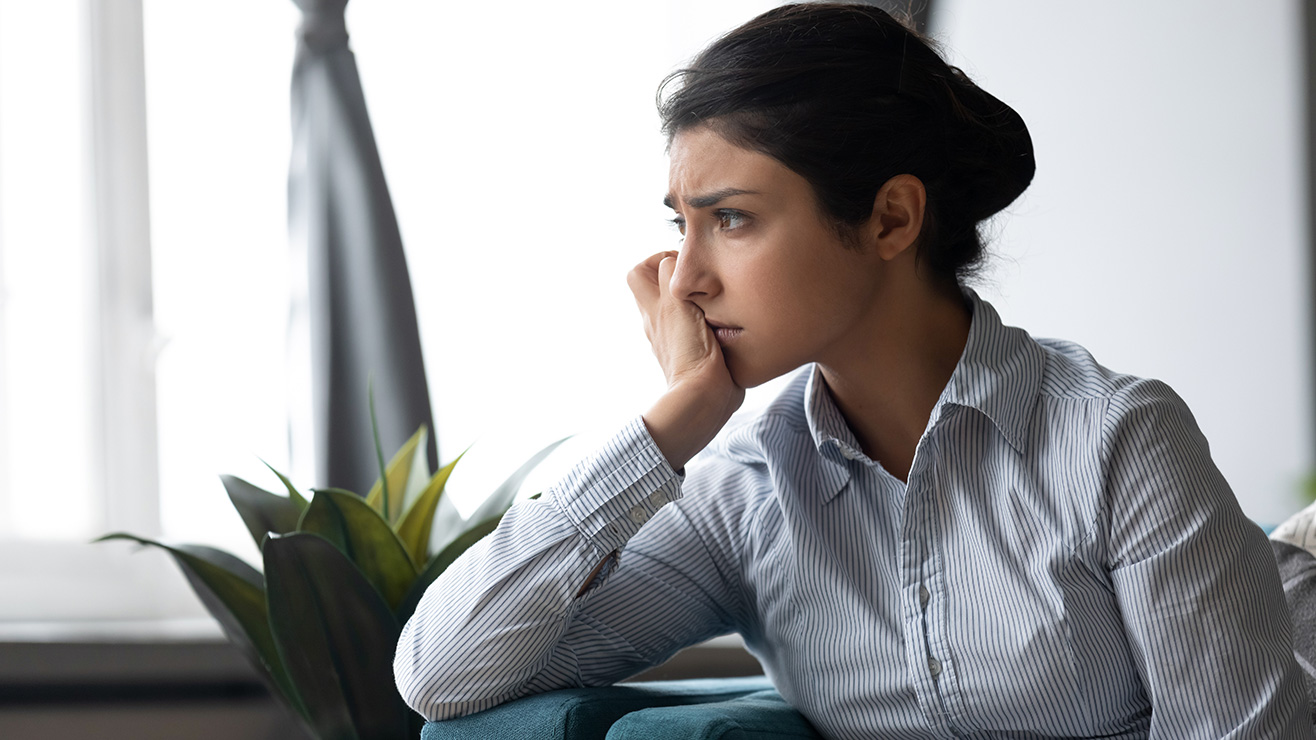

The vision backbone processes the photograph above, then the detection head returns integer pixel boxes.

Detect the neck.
[817,276,971,483]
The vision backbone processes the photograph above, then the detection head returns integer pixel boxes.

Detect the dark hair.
[657,2,1035,286]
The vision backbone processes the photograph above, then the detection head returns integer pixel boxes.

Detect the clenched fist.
[627,251,745,471]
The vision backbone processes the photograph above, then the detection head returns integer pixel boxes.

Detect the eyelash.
[667,209,748,236]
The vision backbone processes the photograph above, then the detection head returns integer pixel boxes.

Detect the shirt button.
[919,585,930,608]
[629,505,646,524]
[928,657,942,677]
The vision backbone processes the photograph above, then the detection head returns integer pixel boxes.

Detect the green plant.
[98,425,565,740]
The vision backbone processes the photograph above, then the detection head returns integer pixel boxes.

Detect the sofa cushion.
[606,688,822,739]
[420,677,786,740]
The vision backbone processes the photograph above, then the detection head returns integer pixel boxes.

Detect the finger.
[629,251,674,291]
[635,250,676,285]
[657,256,677,300]
[627,269,660,316]
[647,250,679,267]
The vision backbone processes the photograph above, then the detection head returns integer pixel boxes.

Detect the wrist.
[642,380,744,471]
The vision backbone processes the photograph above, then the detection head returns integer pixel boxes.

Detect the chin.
[728,357,796,390]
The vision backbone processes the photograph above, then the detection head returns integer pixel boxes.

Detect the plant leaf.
[367,378,390,520]
[299,488,418,610]
[395,452,463,565]
[261,458,309,511]
[365,425,427,525]
[401,431,432,513]
[394,514,503,626]
[429,437,568,555]
[428,485,467,557]
[95,534,305,722]
[468,437,570,532]
[263,532,412,740]
[220,474,303,551]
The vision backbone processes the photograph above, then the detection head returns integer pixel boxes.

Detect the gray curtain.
[288,0,438,494]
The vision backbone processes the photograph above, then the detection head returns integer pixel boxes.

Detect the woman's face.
[665,126,886,388]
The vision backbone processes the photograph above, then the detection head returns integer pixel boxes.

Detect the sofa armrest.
[420,677,821,740]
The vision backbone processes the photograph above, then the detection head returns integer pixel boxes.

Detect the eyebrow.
[663,188,759,210]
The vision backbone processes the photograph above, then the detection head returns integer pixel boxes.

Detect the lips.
[705,319,744,345]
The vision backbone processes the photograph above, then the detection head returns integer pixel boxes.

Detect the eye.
[715,209,748,231]
[668,216,686,236]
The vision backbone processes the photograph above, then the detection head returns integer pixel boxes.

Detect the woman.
[395,4,1311,737]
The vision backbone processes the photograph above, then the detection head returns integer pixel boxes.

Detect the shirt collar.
[804,289,1045,472]
[940,289,1046,454]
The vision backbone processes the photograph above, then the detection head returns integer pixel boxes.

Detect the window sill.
[0,618,762,687]
[0,618,249,688]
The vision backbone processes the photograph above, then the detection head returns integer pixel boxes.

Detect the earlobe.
[870,174,926,261]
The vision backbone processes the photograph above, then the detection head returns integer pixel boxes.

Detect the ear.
[868,174,926,261]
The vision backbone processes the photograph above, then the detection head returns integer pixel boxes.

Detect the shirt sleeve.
[1102,379,1313,739]
[393,416,745,721]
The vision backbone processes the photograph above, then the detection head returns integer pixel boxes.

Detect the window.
[0,1,97,542]
[0,0,181,622]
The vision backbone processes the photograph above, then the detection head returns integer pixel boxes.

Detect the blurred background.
[0,0,1308,736]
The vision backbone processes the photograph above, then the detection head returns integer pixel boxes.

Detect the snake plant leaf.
[221,474,303,549]
[395,452,463,565]
[263,532,412,740]
[394,513,503,626]
[299,488,418,610]
[94,534,305,721]
[365,425,428,524]
[260,458,309,511]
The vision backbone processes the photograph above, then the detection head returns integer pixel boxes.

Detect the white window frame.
[0,0,203,624]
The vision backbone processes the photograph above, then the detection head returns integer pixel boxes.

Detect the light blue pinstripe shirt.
[396,292,1312,738]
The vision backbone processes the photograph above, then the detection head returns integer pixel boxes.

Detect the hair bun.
[939,68,1036,222]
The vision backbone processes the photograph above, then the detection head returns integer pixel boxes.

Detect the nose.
[668,238,721,302]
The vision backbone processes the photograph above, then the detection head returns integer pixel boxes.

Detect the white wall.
[935,0,1310,524]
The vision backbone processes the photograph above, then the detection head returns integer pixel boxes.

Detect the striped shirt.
[395,292,1312,739]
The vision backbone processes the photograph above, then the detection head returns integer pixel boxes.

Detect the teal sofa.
[420,676,822,739]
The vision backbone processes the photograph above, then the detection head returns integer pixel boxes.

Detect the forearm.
[644,379,743,472]
[393,418,682,721]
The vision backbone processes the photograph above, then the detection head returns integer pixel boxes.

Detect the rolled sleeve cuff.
[548,416,684,555]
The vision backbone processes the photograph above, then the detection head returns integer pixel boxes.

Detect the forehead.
[667,127,798,201]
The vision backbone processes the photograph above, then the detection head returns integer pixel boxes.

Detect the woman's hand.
[627,251,745,470]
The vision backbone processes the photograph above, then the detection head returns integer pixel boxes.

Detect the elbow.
[394,615,524,721]
[394,618,473,721]
[393,621,436,720]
